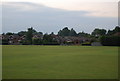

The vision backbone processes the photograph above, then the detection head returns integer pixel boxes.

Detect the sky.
[1,0,119,34]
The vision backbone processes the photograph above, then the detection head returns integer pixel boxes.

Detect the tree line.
[1,26,120,46]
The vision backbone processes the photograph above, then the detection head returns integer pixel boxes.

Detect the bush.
[100,36,120,46]
[82,42,91,46]
[2,39,9,45]
[33,39,43,45]
[42,40,60,45]
[20,40,31,45]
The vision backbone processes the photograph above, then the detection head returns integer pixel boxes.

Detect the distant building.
[1,34,92,45]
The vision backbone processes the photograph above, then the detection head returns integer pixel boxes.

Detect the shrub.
[100,36,120,46]
[82,42,91,46]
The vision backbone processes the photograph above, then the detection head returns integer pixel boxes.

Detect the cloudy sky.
[1,0,119,34]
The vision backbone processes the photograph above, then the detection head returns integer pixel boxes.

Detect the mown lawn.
[2,45,118,79]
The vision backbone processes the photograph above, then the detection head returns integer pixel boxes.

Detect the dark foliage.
[100,36,120,46]
[58,27,78,36]
[107,26,120,35]
[18,31,27,36]
[78,31,90,37]
[2,39,9,45]
[92,28,107,36]
[42,34,59,45]
[26,27,36,44]
[69,28,77,36]
[33,39,43,45]
[6,32,14,35]
[58,27,70,36]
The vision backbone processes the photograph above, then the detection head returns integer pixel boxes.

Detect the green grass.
[2,45,118,79]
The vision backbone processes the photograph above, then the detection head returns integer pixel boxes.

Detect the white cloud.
[82,2,118,17]
[47,2,118,17]
[2,1,118,17]
[2,2,40,11]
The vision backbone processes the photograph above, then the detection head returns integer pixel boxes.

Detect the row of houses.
[0,34,26,45]
[0,34,92,45]
[52,36,91,45]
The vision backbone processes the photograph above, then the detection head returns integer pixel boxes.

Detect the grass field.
[2,45,118,79]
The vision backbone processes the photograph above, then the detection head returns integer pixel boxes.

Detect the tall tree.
[114,26,120,32]
[107,26,120,35]
[26,27,36,44]
[50,32,55,36]
[58,27,70,36]
[69,28,77,36]
[92,28,106,36]
[58,30,62,36]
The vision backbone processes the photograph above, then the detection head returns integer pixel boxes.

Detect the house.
[2,35,26,45]
[8,35,21,45]
[1,34,92,45]
[55,36,91,45]
[32,34,43,39]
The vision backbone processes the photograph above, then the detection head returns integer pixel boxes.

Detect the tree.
[62,27,70,36]
[69,28,77,36]
[58,27,70,36]
[38,32,43,35]
[18,31,27,36]
[78,31,90,37]
[26,27,36,44]
[6,32,14,35]
[92,28,106,36]
[2,33,5,35]
[107,30,114,35]
[42,34,59,45]
[100,29,107,35]
[33,38,43,45]
[50,32,55,36]
[100,36,120,46]
[114,26,120,32]
[43,34,53,42]
[58,30,62,36]
[2,39,9,45]
[107,26,120,35]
